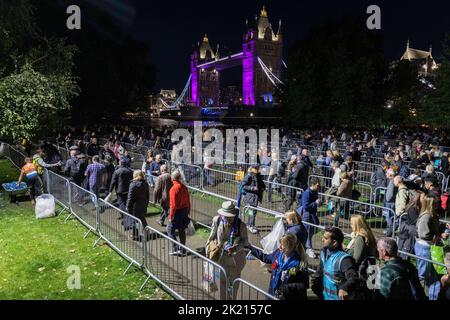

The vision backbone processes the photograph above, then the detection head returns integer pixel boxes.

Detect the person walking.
[346,215,377,266]
[168,170,191,255]
[241,164,266,234]
[125,170,149,241]
[154,164,173,226]
[205,201,248,300]
[299,177,320,259]
[109,159,133,212]
[84,155,106,199]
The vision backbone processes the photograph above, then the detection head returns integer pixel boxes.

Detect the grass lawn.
[0,159,171,300]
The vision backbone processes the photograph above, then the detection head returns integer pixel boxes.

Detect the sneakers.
[306,249,317,259]
[247,226,259,234]
[156,219,165,227]
[169,250,181,256]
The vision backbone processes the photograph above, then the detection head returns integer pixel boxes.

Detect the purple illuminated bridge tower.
[188,6,283,107]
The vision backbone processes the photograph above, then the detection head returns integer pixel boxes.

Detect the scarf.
[271,251,300,292]
[220,215,240,250]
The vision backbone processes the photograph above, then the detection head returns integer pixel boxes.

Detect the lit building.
[149,89,178,116]
[399,40,439,77]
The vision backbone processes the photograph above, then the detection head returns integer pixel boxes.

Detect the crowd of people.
[13,125,450,300]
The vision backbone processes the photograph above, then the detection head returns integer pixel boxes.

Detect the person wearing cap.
[205,201,248,299]
[241,164,265,234]
[168,170,191,255]
[126,170,149,241]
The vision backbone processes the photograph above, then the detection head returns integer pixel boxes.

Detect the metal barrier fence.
[170,162,203,189]
[141,226,229,300]
[68,182,98,235]
[97,199,146,272]
[308,175,373,204]
[232,278,278,300]
[45,170,71,213]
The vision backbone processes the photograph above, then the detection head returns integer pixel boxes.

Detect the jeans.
[302,211,319,249]
[160,204,169,224]
[383,202,395,236]
[334,200,349,227]
[267,175,277,203]
[204,169,214,186]
[247,208,257,227]
[414,241,441,300]
[167,221,186,253]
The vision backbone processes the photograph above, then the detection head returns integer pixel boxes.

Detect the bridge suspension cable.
[159,75,192,108]
[257,57,284,89]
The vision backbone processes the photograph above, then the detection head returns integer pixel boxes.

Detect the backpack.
[399,165,410,179]
[441,193,449,211]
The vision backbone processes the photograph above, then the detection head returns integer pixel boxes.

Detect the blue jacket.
[250,247,308,300]
[286,224,307,248]
[301,188,318,216]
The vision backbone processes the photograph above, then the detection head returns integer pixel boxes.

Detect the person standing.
[126,170,149,241]
[346,215,377,266]
[311,227,360,300]
[375,237,426,300]
[205,201,248,300]
[249,233,309,300]
[415,194,445,300]
[84,155,105,199]
[154,164,173,226]
[300,177,321,259]
[168,170,191,255]
[241,164,265,234]
[109,159,133,212]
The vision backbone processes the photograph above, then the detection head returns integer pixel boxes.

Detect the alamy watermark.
[67,5,81,30]
[66,265,81,290]
[366,5,381,30]
[171,121,279,168]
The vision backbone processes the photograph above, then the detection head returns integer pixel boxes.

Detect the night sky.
[74,0,450,92]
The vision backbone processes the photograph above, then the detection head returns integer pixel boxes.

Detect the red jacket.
[169,181,191,221]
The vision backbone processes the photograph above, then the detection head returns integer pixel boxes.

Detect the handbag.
[207,240,222,262]
[430,239,449,275]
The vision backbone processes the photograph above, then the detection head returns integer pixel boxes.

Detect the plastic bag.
[186,221,196,236]
[35,194,56,219]
[202,261,220,293]
[431,240,449,275]
[260,217,286,254]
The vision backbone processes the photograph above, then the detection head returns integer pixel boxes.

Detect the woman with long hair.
[346,215,377,266]
[415,194,442,300]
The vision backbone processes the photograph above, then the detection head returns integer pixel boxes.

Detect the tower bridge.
[160,6,285,110]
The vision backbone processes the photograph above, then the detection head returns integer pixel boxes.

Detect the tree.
[0,0,79,141]
[31,0,157,124]
[284,17,387,127]
[419,34,450,127]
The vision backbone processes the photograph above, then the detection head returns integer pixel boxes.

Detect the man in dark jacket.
[300,177,320,258]
[311,227,360,300]
[375,237,426,300]
[371,161,388,202]
[109,159,133,212]
[284,156,310,210]
[241,164,265,234]
[126,170,149,241]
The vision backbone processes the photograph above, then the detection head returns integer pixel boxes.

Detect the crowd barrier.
[1,141,448,300]
[141,226,229,300]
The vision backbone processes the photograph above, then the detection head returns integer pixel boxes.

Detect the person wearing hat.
[205,201,249,299]
[240,164,265,234]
